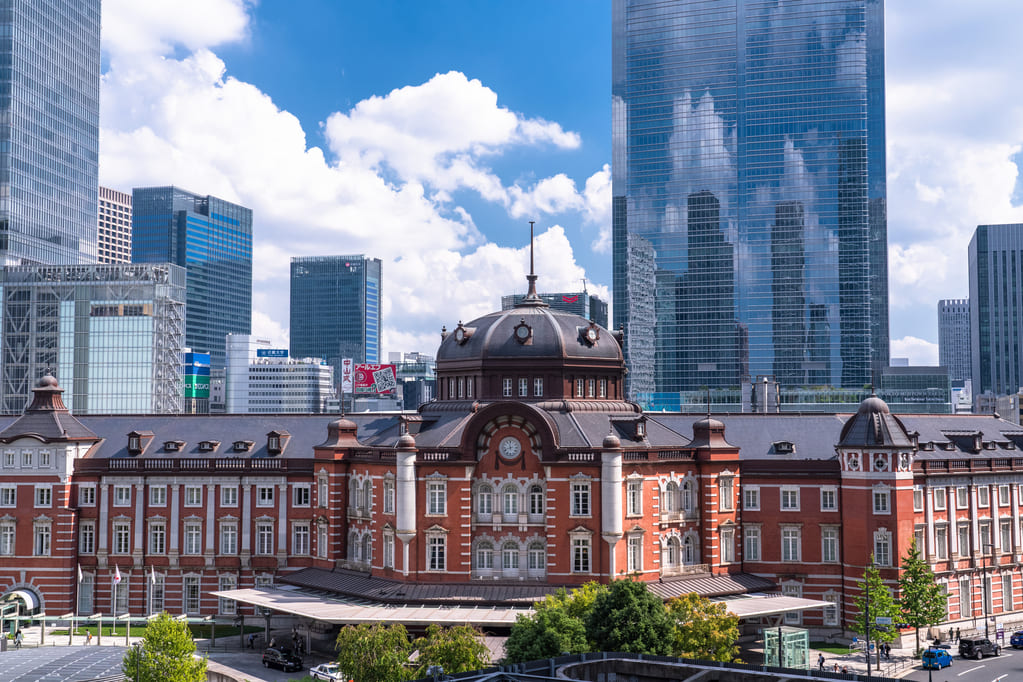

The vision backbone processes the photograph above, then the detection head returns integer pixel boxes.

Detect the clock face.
[454,328,465,343]
[498,436,521,458]
[586,327,598,342]
[515,324,530,340]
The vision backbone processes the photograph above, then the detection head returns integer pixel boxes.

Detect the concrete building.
[225,334,335,414]
[613,0,889,406]
[501,291,608,328]
[131,187,252,369]
[290,255,382,380]
[938,299,971,383]
[0,0,101,265]
[97,187,132,264]
[0,263,186,415]
[390,351,436,411]
[2,276,1021,646]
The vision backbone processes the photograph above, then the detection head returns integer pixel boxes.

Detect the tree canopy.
[121,612,206,682]
[585,578,673,656]
[898,539,948,652]
[852,559,901,645]
[503,607,590,663]
[412,623,490,677]
[335,622,413,682]
[666,592,740,662]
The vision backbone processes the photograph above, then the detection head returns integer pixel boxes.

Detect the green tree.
[666,592,739,662]
[534,581,607,619]
[898,539,948,653]
[503,607,590,663]
[335,622,413,682]
[121,612,206,682]
[853,560,901,667]
[412,624,490,676]
[585,578,673,655]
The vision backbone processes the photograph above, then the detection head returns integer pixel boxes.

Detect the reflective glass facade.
[938,299,970,384]
[290,255,382,379]
[0,263,186,414]
[501,292,609,328]
[0,0,101,264]
[131,187,253,369]
[969,224,1023,398]
[613,0,889,405]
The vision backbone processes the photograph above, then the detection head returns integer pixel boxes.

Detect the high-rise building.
[0,263,186,414]
[225,334,336,414]
[938,299,971,383]
[501,291,609,328]
[0,0,101,265]
[612,0,889,406]
[969,225,1023,398]
[98,187,132,264]
[290,256,382,378]
[131,187,253,369]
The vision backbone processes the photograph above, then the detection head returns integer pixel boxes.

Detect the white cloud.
[102,0,250,57]
[99,8,605,359]
[890,336,939,367]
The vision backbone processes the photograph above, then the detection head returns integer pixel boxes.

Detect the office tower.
[182,350,210,414]
[225,334,335,414]
[938,299,971,383]
[969,225,1023,398]
[290,256,382,378]
[98,187,132,264]
[0,263,186,414]
[131,187,253,369]
[0,0,101,265]
[612,0,889,405]
[501,292,609,328]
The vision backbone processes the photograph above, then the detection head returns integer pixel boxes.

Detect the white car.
[310,663,350,681]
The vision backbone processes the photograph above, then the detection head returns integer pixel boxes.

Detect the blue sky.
[98,0,1023,364]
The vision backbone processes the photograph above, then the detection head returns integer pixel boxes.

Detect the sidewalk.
[810,643,918,678]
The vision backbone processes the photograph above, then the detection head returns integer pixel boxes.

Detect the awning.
[2,589,40,611]
[211,587,532,627]
[719,594,831,620]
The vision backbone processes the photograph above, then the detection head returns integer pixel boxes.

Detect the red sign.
[354,364,397,394]
[562,295,579,303]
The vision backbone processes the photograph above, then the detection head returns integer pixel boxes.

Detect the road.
[901,648,1022,682]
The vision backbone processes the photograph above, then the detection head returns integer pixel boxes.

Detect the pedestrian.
[14,630,23,649]
[955,627,960,642]
[86,631,92,645]
[841,665,849,674]
[269,637,276,648]
[247,633,255,649]
[818,653,825,671]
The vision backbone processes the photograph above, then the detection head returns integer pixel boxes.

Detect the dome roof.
[838,393,913,448]
[437,304,622,364]
[857,395,890,415]
[602,432,621,449]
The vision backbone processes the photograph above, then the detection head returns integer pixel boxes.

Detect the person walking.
[14,630,23,649]
[86,631,92,645]
[818,653,825,671]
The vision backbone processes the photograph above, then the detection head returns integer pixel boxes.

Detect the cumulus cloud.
[99,1,607,358]
[102,0,250,57]
[890,336,939,367]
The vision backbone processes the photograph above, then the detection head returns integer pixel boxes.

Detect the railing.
[77,458,313,474]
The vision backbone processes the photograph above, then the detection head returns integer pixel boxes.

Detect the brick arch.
[460,401,559,460]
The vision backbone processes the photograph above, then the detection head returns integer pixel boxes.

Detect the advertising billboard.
[183,375,210,398]
[256,348,289,358]
[354,364,397,394]
[340,358,354,393]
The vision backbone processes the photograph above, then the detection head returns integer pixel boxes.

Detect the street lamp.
[132,641,142,682]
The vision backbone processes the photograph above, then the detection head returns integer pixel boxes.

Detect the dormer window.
[773,441,794,454]
[162,440,183,452]
[267,433,281,454]
[198,440,219,453]
[635,420,646,439]
[232,441,253,453]
[128,434,141,455]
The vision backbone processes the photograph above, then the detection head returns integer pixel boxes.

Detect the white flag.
[113,565,121,584]
[149,564,156,585]
[77,564,83,583]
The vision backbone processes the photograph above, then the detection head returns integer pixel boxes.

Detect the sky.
[98,0,1023,366]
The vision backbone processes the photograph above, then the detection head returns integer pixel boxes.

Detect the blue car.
[922,648,953,670]
[1011,630,1023,648]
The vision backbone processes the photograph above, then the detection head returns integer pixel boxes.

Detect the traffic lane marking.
[958,664,984,676]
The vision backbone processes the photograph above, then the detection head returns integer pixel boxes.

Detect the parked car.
[262,647,303,672]
[922,647,953,670]
[310,663,351,681]
[1010,630,1023,648]
[959,637,1000,660]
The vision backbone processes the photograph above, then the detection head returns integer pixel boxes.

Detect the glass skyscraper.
[969,224,1023,399]
[0,263,186,414]
[613,0,889,407]
[290,255,381,379]
[0,0,101,264]
[131,187,252,369]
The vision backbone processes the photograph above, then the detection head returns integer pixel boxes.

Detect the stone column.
[241,484,252,567]
[133,483,144,567]
[970,484,980,565]
[205,484,216,566]
[600,435,623,577]
[97,483,110,567]
[992,485,1001,553]
[277,483,288,567]
[1013,483,1022,559]
[395,434,417,576]
[169,484,180,565]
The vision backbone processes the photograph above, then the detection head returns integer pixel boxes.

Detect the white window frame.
[427,479,446,515]
[627,535,643,572]
[34,485,52,508]
[518,377,528,397]
[978,486,990,508]
[292,522,310,556]
[743,485,760,511]
[627,479,642,516]
[113,521,130,554]
[184,485,202,507]
[184,522,202,555]
[79,485,96,506]
[744,526,761,561]
[33,523,51,556]
[293,484,311,507]
[383,532,394,568]
[0,486,15,507]
[913,486,924,512]
[218,575,237,615]
[999,484,1011,507]
[721,528,734,563]
[874,529,892,567]
[0,522,15,556]
[822,526,839,563]
[571,536,591,573]
[873,488,890,515]
[256,485,274,507]
[256,522,274,555]
[956,486,968,509]
[718,477,734,512]
[148,521,166,554]
[113,485,131,506]
[503,378,513,397]
[383,478,395,514]
[427,535,446,571]
[820,486,837,511]
[781,486,800,511]
[149,485,166,507]
[79,522,95,554]
[534,377,543,397]
[781,526,801,562]
[220,523,238,555]
[221,486,238,507]
[933,487,946,510]
[571,480,591,517]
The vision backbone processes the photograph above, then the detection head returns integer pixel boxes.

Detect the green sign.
[183,375,210,399]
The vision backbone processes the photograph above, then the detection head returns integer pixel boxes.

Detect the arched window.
[503,541,520,570]
[666,536,681,567]
[362,534,371,564]
[529,485,544,515]
[683,535,697,564]
[362,480,373,512]
[502,484,519,516]
[663,481,678,513]
[528,541,545,573]
[682,480,694,513]
[348,531,359,562]
[477,484,493,516]
[476,541,494,570]
[348,479,359,511]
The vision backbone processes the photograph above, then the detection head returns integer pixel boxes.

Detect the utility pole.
[865,561,873,682]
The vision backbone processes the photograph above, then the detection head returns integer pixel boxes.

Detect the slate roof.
[0,375,98,443]
[646,572,777,600]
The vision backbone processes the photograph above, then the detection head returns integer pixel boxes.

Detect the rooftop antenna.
[581,277,588,294]
[516,221,548,308]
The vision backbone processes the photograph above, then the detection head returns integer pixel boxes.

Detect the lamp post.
[132,641,142,682]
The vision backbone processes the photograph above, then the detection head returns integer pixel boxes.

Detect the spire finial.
[525,220,539,300]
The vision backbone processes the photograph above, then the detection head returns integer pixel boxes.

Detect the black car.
[262,647,303,672]
[959,637,1000,660]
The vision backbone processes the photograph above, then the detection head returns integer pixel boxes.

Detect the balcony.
[76,457,314,475]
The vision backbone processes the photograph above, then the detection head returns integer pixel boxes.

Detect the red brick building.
[0,287,1018,639]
